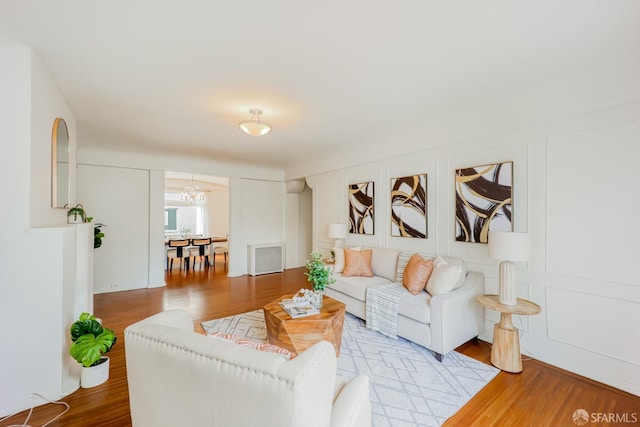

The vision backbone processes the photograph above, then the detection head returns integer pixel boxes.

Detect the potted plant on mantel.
[304,252,335,308]
[65,204,87,224]
[69,312,117,388]
[65,204,107,249]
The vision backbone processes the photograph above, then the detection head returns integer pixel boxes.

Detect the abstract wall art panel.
[390,174,427,238]
[455,161,512,243]
[348,181,374,235]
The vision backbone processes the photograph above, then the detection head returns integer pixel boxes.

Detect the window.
[164,193,205,236]
[165,208,177,231]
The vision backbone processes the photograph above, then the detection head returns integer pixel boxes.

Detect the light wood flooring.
[2,261,638,426]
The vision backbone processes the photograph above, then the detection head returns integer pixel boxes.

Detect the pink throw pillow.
[208,331,294,359]
[342,249,373,277]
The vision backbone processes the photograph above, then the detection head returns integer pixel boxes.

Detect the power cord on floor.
[0,393,70,427]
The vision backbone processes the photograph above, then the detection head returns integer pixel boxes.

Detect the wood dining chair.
[210,236,229,272]
[190,237,212,270]
[166,239,191,271]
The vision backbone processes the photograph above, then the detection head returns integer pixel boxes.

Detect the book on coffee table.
[279,300,319,319]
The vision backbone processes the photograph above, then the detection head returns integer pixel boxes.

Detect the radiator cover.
[247,243,284,276]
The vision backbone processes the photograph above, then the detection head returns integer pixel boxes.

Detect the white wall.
[28,50,77,227]
[306,101,640,396]
[206,187,229,237]
[228,178,286,277]
[148,170,166,287]
[0,45,88,417]
[77,165,151,293]
[73,163,286,287]
[284,180,312,269]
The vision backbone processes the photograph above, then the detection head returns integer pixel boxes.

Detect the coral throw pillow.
[342,249,373,277]
[402,253,434,295]
[208,331,294,360]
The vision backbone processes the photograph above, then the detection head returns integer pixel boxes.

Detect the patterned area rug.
[202,310,498,427]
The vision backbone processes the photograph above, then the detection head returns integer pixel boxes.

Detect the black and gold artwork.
[390,174,427,238]
[455,162,512,243]
[348,181,374,235]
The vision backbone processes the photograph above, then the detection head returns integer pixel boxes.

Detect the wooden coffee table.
[263,294,346,356]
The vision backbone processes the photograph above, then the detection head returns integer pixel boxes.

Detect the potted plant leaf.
[94,223,106,248]
[304,252,335,308]
[69,312,117,388]
[65,204,87,224]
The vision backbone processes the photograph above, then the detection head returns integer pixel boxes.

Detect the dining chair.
[210,237,229,272]
[190,237,212,270]
[166,239,191,271]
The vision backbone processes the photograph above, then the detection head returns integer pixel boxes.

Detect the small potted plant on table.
[69,312,117,388]
[304,252,335,308]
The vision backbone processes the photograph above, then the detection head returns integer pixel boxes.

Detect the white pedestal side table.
[476,294,541,373]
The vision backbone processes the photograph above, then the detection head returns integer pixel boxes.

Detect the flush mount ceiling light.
[238,108,272,136]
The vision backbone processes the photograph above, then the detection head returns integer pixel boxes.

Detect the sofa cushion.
[402,253,434,295]
[343,249,373,277]
[371,248,400,281]
[329,274,392,301]
[398,290,432,323]
[425,256,463,295]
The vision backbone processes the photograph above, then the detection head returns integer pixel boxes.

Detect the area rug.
[202,310,498,427]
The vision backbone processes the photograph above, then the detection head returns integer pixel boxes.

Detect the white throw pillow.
[425,256,463,296]
[333,246,360,273]
[333,247,345,273]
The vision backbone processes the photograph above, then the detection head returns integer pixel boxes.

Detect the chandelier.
[180,176,205,205]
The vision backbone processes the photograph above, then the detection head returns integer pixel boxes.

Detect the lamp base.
[498,260,517,305]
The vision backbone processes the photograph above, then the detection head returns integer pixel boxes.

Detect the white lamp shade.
[328,223,348,239]
[239,121,272,136]
[488,231,531,262]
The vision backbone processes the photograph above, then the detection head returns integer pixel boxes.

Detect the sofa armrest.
[331,375,371,427]
[429,271,484,355]
[126,309,194,332]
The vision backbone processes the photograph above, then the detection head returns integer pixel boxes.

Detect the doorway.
[164,172,229,271]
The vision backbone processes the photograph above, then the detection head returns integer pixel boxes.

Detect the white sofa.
[325,248,484,362]
[125,310,371,427]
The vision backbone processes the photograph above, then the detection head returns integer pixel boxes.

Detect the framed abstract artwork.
[390,174,427,238]
[455,161,512,243]
[348,181,374,235]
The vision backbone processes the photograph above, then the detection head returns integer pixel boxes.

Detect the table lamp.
[488,231,531,306]
[328,223,348,248]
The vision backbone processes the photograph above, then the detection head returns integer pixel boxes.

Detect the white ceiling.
[2,1,639,173]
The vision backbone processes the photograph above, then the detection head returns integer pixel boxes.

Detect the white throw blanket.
[365,282,407,339]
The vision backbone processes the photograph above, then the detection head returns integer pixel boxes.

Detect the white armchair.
[125,310,371,427]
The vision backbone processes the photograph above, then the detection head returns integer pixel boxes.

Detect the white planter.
[67,216,84,224]
[81,356,110,388]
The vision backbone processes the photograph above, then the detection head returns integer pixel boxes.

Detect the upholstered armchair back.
[125,310,339,427]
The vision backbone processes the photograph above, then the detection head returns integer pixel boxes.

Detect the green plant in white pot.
[69,312,117,388]
[65,204,87,224]
[304,252,335,308]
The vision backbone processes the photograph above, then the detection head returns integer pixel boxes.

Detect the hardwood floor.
[2,264,638,426]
